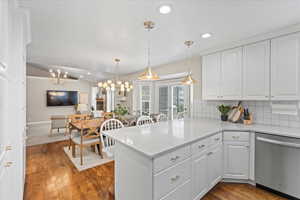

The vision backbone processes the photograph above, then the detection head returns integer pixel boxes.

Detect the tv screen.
[47,90,78,106]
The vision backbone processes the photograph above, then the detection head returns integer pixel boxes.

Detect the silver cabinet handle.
[0,61,7,71]
[170,155,180,162]
[257,136,300,148]
[198,144,205,149]
[207,152,213,156]
[170,175,180,182]
[232,136,240,139]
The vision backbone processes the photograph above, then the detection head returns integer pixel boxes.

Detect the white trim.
[200,23,300,56]
[27,121,51,126]
[26,75,80,81]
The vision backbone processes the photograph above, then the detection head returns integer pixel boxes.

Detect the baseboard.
[27,121,51,126]
[222,178,256,186]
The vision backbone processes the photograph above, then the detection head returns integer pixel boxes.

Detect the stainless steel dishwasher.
[256,133,300,199]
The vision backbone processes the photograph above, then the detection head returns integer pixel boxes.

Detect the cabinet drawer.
[191,137,210,155]
[210,133,222,146]
[160,180,191,200]
[154,158,191,200]
[224,131,249,141]
[154,145,191,173]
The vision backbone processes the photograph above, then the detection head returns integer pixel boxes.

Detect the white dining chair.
[136,116,154,127]
[100,119,124,157]
[176,111,188,119]
[157,113,168,122]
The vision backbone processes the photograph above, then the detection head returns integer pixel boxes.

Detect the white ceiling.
[19,0,300,80]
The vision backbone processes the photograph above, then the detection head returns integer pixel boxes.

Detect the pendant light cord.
[147,28,151,68]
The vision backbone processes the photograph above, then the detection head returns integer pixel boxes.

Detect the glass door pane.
[172,85,187,119]
[158,86,169,116]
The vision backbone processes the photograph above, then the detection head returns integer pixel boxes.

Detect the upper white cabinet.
[243,41,270,100]
[220,47,243,100]
[202,53,221,100]
[202,32,300,101]
[0,0,8,73]
[271,33,300,100]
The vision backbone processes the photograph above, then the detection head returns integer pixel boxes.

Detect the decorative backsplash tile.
[192,100,300,128]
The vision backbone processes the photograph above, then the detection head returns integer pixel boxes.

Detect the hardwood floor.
[24,141,287,200]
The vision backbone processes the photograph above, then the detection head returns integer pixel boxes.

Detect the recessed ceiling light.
[87,72,91,75]
[159,5,172,14]
[79,75,83,78]
[201,33,212,39]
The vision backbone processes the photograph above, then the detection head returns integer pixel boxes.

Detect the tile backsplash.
[192,100,300,128]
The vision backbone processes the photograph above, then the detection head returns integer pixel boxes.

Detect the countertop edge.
[103,123,300,158]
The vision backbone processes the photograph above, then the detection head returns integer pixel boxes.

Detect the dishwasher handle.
[257,136,300,148]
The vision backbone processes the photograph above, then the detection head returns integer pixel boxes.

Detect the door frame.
[154,78,193,119]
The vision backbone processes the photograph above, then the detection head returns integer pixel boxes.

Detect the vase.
[221,115,228,121]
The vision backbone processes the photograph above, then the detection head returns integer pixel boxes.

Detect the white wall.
[26,76,91,123]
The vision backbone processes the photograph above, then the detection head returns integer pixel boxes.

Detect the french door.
[156,83,190,120]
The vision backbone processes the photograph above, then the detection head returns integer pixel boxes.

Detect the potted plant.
[113,104,129,119]
[217,104,231,121]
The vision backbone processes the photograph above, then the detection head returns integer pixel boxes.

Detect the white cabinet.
[243,41,270,100]
[271,33,300,100]
[223,142,249,180]
[202,53,221,100]
[223,131,250,180]
[191,153,208,200]
[0,0,8,72]
[220,47,243,100]
[207,144,223,189]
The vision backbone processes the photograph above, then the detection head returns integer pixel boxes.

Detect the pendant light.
[181,40,196,85]
[138,21,160,81]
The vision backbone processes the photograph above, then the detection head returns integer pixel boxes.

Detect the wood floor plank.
[24,141,287,200]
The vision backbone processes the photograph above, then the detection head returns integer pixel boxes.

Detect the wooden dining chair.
[100,119,124,157]
[67,114,90,150]
[71,118,103,165]
[136,116,154,127]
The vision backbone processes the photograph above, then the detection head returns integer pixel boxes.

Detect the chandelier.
[49,69,68,84]
[181,40,196,85]
[98,58,133,93]
[138,21,159,81]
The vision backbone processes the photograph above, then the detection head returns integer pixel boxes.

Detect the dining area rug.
[63,146,113,171]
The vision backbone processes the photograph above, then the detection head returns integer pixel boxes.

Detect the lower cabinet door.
[207,144,223,189]
[192,153,208,200]
[224,142,249,179]
[160,180,191,200]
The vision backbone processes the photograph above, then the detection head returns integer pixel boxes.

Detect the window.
[140,85,151,115]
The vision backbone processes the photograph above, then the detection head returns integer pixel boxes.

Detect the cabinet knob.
[0,61,7,71]
[198,144,205,149]
[170,175,180,182]
[207,152,213,156]
[4,162,13,167]
[5,146,12,151]
[170,156,180,162]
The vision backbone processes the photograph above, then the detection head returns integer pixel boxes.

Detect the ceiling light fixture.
[138,21,160,81]
[48,68,68,85]
[201,33,212,39]
[181,40,196,85]
[159,5,172,14]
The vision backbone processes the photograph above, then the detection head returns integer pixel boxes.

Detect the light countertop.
[103,118,300,158]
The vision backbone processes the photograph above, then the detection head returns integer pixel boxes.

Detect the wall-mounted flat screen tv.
[47,90,78,106]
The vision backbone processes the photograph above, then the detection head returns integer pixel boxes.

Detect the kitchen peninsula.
[104,119,300,200]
